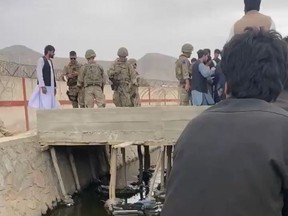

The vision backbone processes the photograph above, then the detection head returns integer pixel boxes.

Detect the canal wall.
[0,132,142,216]
[0,132,60,216]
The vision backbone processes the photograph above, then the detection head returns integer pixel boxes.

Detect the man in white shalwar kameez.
[29,45,60,109]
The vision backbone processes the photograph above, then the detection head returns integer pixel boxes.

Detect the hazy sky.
[0,0,287,60]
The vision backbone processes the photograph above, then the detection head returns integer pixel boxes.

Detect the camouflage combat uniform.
[175,43,193,106]
[107,47,137,107]
[77,50,105,108]
[128,58,141,107]
[62,62,84,108]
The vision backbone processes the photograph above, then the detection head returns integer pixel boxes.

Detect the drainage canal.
[44,149,163,216]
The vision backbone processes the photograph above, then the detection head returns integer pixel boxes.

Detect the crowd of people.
[26,0,287,110]
[28,46,142,109]
[176,46,225,106]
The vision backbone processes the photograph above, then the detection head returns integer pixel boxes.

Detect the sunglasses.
[70,58,76,60]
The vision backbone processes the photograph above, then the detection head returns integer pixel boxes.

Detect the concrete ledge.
[37,106,208,145]
[0,130,37,145]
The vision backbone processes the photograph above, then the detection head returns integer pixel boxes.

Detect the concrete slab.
[37,106,209,146]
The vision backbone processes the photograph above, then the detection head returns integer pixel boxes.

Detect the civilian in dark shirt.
[162,28,288,216]
[213,49,221,64]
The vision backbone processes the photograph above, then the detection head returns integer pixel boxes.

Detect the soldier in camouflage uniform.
[107,47,137,107]
[175,43,194,106]
[77,49,105,108]
[0,119,13,138]
[128,58,141,107]
[61,51,84,108]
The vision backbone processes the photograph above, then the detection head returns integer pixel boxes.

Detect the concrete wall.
[0,75,179,133]
[0,132,61,216]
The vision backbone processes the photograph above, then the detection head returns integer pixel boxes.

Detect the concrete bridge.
[37,106,208,205]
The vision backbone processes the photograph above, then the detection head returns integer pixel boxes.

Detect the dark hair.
[69,51,77,56]
[44,45,55,55]
[191,58,197,63]
[283,37,288,90]
[203,48,211,55]
[197,50,208,59]
[214,49,221,54]
[244,0,261,12]
[221,28,288,102]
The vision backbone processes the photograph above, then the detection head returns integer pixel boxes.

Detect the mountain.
[0,45,41,65]
[137,53,177,81]
[0,45,178,82]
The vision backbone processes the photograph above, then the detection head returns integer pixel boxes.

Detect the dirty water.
[45,149,161,216]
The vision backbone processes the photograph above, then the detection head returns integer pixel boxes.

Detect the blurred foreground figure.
[228,0,275,41]
[162,28,288,216]
[275,36,288,111]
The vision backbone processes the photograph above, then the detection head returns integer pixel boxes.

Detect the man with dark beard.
[191,49,215,106]
[28,45,60,109]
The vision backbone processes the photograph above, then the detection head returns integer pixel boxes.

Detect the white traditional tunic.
[28,57,60,109]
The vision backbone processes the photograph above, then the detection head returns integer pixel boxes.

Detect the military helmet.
[85,49,96,59]
[128,58,137,65]
[117,47,129,57]
[181,43,194,53]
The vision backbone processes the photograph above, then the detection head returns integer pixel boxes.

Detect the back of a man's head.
[221,28,288,102]
[203,48,211,56]
[197,50,208,59]
[244,0,261,12]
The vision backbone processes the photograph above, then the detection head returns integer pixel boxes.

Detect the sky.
[0,0,287,60]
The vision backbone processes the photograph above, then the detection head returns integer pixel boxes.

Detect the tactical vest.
[191,60,208,93]
[67,63,82,87]
[234,11,272,35]
[83,63,103,87]
[113,62,131,84]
